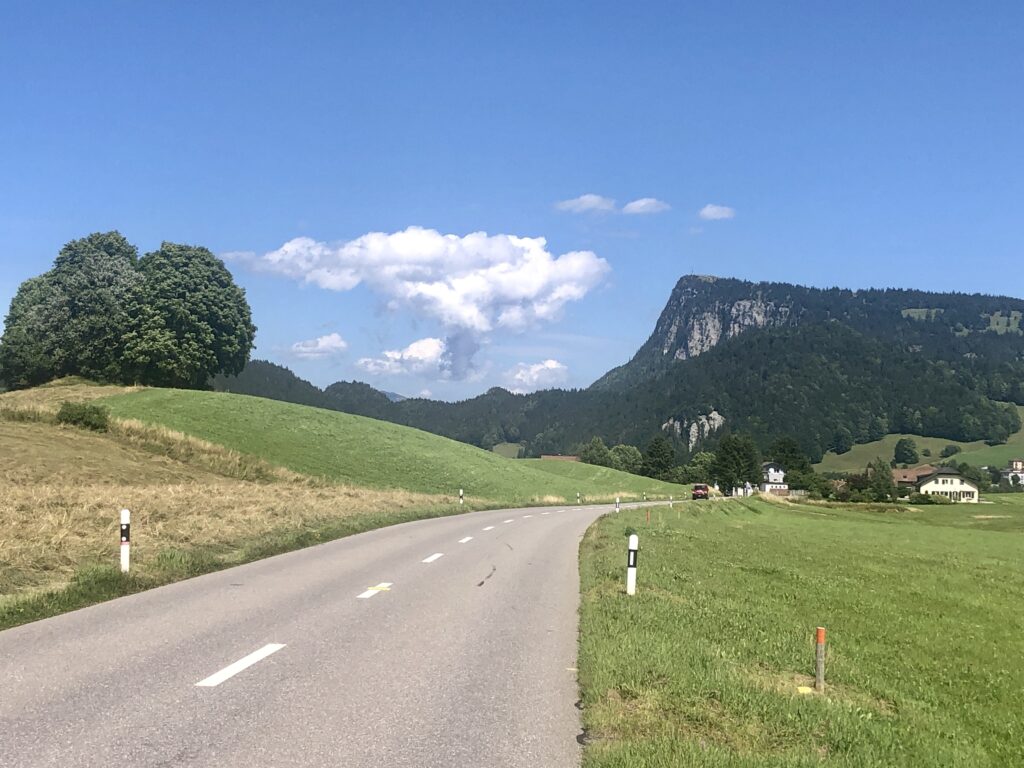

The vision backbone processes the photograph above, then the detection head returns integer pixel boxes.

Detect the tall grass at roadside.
[578,498,1024,766]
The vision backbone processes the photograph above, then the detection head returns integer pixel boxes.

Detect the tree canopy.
[0,232,255,389]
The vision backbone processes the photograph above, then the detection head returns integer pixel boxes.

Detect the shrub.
[56,401,110,432]
[940,444,962,458]
[909,491,953,505]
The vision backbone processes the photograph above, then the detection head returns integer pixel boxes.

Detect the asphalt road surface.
[0,500,658,767]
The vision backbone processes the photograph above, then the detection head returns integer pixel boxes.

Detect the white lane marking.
[458,536,473,544]
[523,514,533,518]
[196,643,285,687]
[357,582,393,599]
[483,525,495,531]
[503,519,514,524]
[422,552,444,563]
[541,511,550,515]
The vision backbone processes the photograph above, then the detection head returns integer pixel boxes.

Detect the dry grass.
[0,376,141,410]
[0,479,441,599]
[0,417,447,606]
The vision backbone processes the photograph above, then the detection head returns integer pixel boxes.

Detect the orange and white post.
[815,626,826,692]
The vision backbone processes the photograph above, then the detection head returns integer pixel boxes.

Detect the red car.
[692,483,709,500]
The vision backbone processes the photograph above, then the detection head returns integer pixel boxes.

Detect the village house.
[760,461,789,495]
[916,467,980,503]
[1000,458,1024,486]
[892,464,938,487]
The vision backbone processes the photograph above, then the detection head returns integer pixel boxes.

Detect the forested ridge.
[217,276,1024,462]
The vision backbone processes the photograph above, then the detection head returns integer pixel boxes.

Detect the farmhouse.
[760,461,789,495]
[916,467,979,503]
[892,464,937,487]
[1000,458,1024,486]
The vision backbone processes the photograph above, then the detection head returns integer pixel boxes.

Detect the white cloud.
[252,228,608,334]
[698,204,736,220]
[357,337,447,376]
[506,359,569,393]
[419,389,433,399]
[290,332,348,359]
[555,194,616,213]
[622,197,670,215]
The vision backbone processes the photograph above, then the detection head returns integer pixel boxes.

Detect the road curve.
[0,500,656,767]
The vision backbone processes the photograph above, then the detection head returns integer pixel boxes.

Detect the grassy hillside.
[101,388,686,503]
[579,496,1024,766]
[815,406,1024,472]
[523,459,688,498]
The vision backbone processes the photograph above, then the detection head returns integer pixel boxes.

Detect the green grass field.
[578,496,1024,766]
[101,388,686,503]
[491,441,524,458]
[815,406,1024,473]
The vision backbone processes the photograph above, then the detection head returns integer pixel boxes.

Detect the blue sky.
[2,2,1021,399]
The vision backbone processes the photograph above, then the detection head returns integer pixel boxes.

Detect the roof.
[915,467,979,489]
[892,464,937,483]
[762,461,784,470]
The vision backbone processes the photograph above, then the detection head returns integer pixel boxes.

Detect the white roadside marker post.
[669,495,673,508]
[643,492,647,502]
[626,534,638,595]
[577,492,581,505]
[459,488,464,506]
[119,508,131,573]
[615,496,620,513]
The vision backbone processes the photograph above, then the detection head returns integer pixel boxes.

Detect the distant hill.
[101,387,686,502]
[217,276,1024,462]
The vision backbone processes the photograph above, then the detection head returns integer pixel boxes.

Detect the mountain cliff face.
[594,274,1024,392]
[219,276,1024,462]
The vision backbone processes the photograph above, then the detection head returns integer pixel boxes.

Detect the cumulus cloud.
[357,337,447,376]
[248,227,610,378]
[622,197,670,215]
[555,194,616,213]
[506,359,569,393]
[698,204,736,220]
[290,332,348,359]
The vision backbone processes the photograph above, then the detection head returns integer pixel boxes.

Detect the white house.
[916,468,979,503]
[1001,458,1024,486]
[760,462,789,495]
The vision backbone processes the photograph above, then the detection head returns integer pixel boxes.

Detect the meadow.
[814,406,1024,473]
[578,496,1024,766]
[99,387,685,502]
[1,380,685,628]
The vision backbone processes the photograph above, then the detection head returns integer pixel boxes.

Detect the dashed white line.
[458,536,473,544]
[541,512,550,515]
[357,582,393,599]
[523,514,533,518]
[422,552,444,563]
[503,519,514,524]
[195,643,285,687]
[483,525,495,531]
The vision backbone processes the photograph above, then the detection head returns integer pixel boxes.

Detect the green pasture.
[101,388,686,503]
[579,497,1024,766]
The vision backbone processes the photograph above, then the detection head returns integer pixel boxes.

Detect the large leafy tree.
[124,243,256,388]
[642,435,675,479]
[711,433,761,493]
[611,443,643,475]
[894,437,919,465]
[0,232,141,387]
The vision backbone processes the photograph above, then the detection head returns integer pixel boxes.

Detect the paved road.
[0,500,660,767]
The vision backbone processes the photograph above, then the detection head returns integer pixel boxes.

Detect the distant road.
[0,500,660,767]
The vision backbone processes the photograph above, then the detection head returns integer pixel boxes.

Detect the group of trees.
[575,431,835,496]
[0,232,256,389]
[578,436,667,479]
